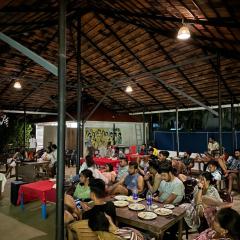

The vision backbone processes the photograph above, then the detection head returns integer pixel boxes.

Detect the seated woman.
[64,178,116,225]
[183,172,232,231]
[73,169,93,201]
[6,148,28,178]
[194,208,240,240]
[88,212,144,240]
[102,163,116,184]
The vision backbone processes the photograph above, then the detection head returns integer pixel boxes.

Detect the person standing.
[29,134,37,151]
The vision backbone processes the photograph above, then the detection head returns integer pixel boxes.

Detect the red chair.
[129,145,137,154]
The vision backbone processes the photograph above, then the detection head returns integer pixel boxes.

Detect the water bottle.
[146,190,153,211]
[132,188,138,203]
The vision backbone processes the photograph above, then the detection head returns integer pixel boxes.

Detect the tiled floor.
[0,166,240,240]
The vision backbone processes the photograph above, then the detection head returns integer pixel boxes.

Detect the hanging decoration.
[0,112,9,127]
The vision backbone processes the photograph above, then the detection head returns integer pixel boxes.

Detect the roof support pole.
[143,111,146,145]
[150,75,219,116]
[0,32,58,76]
[217,53,223,154]
[231,97,235,152]
[76,17,83,174]
[56,0,66,239]
[23,107,26,149]
[176,107,179,156]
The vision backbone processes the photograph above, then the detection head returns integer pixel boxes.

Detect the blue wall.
[154,131,239,154]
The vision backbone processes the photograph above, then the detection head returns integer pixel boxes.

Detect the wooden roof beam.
[95,14,170,109]
[93,7,240,28]
[150,33,210,106]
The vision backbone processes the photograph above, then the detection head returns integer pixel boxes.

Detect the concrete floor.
[0,167,240,240]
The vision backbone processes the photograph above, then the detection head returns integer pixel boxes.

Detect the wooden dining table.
[115,200,186,240]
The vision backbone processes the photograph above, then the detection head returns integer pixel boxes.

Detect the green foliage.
[0,117,32,152]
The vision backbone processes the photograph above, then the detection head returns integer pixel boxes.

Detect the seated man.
[116,158,129,182]
[144,160,161,194]
[207,160,222,181]
[155,161,185,205]
[109,162,144,196]
[148,148,158,161]
[218,149,240,193]
[181,151,194,174]
[158,150,170,163]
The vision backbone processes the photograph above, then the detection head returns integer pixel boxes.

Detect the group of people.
[5,143,58,178]
[64,142,240,240]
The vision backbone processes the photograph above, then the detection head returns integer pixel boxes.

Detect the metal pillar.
[143,111,146,145]
[176,107,179,156]
[231,97,235,152]
[76,17,82,174]
[23,107,26,148]
[56,0,66,239]
[113,123,116,145]
[217,53,222,154]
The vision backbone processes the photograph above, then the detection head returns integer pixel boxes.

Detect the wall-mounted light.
[13,80,22,89]
[125,85,133,93]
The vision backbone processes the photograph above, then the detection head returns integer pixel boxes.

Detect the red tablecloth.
[17,180,56,205]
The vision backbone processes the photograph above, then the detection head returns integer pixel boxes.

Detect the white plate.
[154,208,173,216]
[113,200,129,208]
[151,204,158,209]
[114,195,129,201]
[163,204,175,209]
[128,203,145,211]
[138,211,157,220]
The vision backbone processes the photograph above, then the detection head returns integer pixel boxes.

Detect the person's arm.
[137,175,144,193]
[163,193,177,204]
[194,183,203,205]
[145,174,161,193]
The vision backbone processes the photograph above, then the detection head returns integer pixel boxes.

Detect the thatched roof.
[0,0,240,114]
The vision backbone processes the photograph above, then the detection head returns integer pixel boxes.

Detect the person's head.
[19,148,26,156]
[105,163,113,172]
[51,144,57,151]
[159,151,169,161]
[141,144,146,150]
[148,160,160,175]
[213,208,240,240]
[114,147,119,153]
[85,155,95,168]
[198,172,215,189]
[88,212,109,232]
[119,158,128,167]
[148,147,154,155]
[208,160,218,173]
[234,149,240,159]
[46,146,52,154]
[80,169,93,184]
[209,137,215,143]
[89,178,106,201]
[184,151,191,158]
[128,161,138,175]
[159,160,173,182]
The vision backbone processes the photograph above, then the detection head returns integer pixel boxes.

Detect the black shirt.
[82,201,116,223]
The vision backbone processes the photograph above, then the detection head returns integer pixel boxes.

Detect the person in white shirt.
[29,134,37,150]
[79,155,108,184]
[208,137,219,156]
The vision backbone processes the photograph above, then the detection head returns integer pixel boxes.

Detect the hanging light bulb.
[177,25,191,40]
[125,85,133,93]
[13,80,22,89]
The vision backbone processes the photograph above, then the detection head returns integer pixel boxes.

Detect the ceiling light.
[125,85,133,93]
[177,25,191,40]
[13,80,22,89]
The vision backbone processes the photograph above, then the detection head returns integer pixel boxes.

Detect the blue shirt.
[227,157,240,170]
[124,173,139,190]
